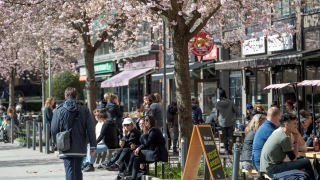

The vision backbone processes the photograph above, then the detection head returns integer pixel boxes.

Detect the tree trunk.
[173,36,193,147]
[84,50,97,125]
[9,69,16,107]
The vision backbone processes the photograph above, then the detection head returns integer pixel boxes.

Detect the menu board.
[198,126,225,179]
[182,125,226,180]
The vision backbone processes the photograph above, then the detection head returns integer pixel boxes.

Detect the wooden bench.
[242,169,271,180]
[95,148,120,164]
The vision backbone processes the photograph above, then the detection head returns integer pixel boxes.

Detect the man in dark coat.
[16,97,27,113]
[51,87,97,180]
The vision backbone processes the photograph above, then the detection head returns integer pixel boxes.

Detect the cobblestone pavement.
[0,142,118,180]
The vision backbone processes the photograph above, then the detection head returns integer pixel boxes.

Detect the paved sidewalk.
[0,142,118,180]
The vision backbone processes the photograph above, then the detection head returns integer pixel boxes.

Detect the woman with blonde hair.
[44,97,55,125]
[240,114,267,170]
[154,93,163,105]
[6,107,19,126]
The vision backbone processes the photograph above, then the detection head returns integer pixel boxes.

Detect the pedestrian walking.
[106,94,124,130]
[167,101,179,153]
[146,94,163,128]
[51,87,97,180]
[44,97,55,150]
[191,97,203,125]
[216,89,238,155]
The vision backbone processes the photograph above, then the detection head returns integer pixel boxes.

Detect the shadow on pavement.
[0,158,63,167]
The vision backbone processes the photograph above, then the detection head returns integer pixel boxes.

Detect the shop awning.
[79,75,86,81]
[151,61,212,81]
[215,54,277,70]
[101,68,153,88]
[263,83,291,90]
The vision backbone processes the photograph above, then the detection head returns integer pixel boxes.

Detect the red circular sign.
[190,30,214,56]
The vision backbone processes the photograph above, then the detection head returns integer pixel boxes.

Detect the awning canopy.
[151,61,212,81]
[101,68,153,88]
[79,75,86,81]
[151,68,174,81]
[297,80,320,87]
[263,83,291,90]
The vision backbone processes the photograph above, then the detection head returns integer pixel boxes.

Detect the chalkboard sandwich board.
[182,125,226,180]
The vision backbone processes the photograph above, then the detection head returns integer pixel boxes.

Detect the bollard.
[232,143,241,180]
[11,118,13,143]
[38,122,42,152]
[203,154,210,180]
[32,120,36,150]
[181,138,188,177]
[26,121,30,148]
[46,123,50,154]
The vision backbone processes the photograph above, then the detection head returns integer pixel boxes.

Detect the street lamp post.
[48,47,63,97]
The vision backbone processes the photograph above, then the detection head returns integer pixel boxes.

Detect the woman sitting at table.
[241,114,267,170]
[124,115,168,180]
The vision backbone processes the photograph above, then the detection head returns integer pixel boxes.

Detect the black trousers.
[117,147,133,165]
[131,150,154,180]
[221,126,234,151]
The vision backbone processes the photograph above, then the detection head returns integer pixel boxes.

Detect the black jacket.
[139,127,168,162]
[96,120,119,149]
[99,99,108,109]
[122,127,141,147]
[6,114,18,126]
[169,102,178,126]
[106,100,123,129]
[240,131,256,162]
[16,101,27,113]
[44,107,53,124]
[51,98,97,159]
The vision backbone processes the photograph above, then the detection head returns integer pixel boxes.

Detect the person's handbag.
[56,104,80,151]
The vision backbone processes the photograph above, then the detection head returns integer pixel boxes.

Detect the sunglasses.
[301,120,306,124]
[124,124,131,127]
[139,123,145,126]
[94,114,99,116]
[145,119,149,122]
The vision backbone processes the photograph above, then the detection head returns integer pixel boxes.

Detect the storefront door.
[194,80,219,121]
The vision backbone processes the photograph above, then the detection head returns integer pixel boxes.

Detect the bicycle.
[0,86,24,101]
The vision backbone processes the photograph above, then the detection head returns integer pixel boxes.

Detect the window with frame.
[275,0,291,17]
[304,0,320,13]
[304,29,320,50]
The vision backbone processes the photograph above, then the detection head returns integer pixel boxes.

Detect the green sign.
[94,62,113,73]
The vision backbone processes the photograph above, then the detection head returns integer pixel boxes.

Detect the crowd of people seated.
[240,99,320,180]
[78,91,169,180]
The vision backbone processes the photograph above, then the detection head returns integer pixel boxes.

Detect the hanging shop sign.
[79,62,113,76]
[124,60,157,70]
[268,33,293,52]
[95,62,113,73]
[198,45,218,60]
[190,31,215,56]
[242,37,266,55]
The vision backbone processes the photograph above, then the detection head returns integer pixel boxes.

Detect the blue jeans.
[86,143,108,164]
[64,157,83,180]
[266,158,315,180]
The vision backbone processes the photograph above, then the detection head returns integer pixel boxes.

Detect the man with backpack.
[51,87,97,180]
[216,89,238,155]
[167,101,178,154]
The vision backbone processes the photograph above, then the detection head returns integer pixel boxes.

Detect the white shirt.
[96,122,104,142]
[272,127,307,162]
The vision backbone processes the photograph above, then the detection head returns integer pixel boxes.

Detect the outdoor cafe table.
[298,151,320,159]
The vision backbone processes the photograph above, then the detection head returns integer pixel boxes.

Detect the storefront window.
[191,69,200,98]
[230,71,242,122]
[247,69,269,109]
[151,79,161,96]
[279,68,298,111]
[120,86,128,112]
[306,66,320,116]
[305,29,320,50]
[129,80,139,112]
